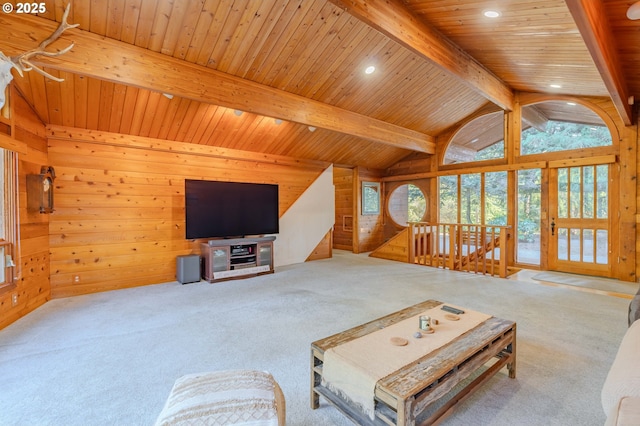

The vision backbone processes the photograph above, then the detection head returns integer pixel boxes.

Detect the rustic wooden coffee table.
[310,299,516,425]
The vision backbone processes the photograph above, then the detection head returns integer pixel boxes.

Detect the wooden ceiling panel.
[604,0,640,108]
[247,0,324,85]
[532,101,605,126]
[404,0,607,97]
[3,0,632,169]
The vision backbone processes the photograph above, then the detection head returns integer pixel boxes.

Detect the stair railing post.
[408,223,415,264]
[499,227,508,278]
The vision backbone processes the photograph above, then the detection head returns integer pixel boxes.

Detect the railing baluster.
[499,228,508,278]
[474,225,479,273]
[491,228,496,276]
[434,225,439,268]
[408,223,414,264]
[422,224,428,265]
[406,221,510,277]
[481,227,487,275]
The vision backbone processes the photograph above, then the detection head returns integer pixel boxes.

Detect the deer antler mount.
[0,3,78,109]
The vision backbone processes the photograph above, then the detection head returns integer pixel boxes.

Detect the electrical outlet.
[11,293,18,307]
[74,275,80,283]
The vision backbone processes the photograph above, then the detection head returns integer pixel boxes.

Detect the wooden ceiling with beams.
[0,0,637,170]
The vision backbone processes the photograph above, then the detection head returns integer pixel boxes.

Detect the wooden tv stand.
[200,236,275,282]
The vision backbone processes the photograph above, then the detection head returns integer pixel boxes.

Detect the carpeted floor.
[0,250,632,425]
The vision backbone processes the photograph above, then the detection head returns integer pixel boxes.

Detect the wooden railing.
[408,222,510,277]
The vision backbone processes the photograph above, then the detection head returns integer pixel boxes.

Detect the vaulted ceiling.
[0,0,637,170]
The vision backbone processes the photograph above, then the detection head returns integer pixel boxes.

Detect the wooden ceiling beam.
[328,0,514,111]
[47,125,331,169]
[565,0,632,125]
[0,13,434,154]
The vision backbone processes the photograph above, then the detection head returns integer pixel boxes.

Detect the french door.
[548,164,611,276]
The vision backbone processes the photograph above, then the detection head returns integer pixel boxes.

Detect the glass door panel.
[516,169,541,265]
[549,165,610,276]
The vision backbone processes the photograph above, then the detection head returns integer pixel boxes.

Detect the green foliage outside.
[517,169,541,243]
[407,184,426,222]
[474,140,504,161]
[521,121,611,155]
[440,117,611,243]
[439,176,458,223]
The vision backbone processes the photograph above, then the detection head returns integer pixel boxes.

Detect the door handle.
[551,218,555,236]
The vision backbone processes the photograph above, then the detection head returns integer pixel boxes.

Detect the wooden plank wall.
[369,228,410,263]
[333,166,353,251]
[0,91,51,329]
[47,132,327,298]
[355,167,385,253]
[306,230,333,261]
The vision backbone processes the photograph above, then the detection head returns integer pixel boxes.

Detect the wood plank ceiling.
[0,0,635,170]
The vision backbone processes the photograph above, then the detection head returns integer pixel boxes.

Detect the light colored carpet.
[0,250,631,426]
[531,271,638,296]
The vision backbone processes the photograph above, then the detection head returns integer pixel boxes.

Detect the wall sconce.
[26,166,56,214]
[162,93,174,99]
[308,126,316,132]
[274,118,283,125]
[233,109,243,116]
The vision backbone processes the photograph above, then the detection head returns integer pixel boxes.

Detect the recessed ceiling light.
[483,10,501,18]
[550,84,562,89]
[365,65,376,74]
[566,102,576,106]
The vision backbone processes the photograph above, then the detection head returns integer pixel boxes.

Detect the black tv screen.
[185,180,279,239]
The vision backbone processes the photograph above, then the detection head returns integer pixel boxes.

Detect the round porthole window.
[387,184,427,226]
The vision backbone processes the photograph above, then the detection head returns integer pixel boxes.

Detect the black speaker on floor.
[176,254,201,284]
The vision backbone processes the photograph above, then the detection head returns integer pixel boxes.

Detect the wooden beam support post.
[565,0,633,125]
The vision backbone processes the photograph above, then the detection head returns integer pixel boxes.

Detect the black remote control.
[442,305,465,315]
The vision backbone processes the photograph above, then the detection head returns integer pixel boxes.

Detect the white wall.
[272,165,334,267]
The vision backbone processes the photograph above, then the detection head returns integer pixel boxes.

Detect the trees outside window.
[388,184,426,225]
[517,169,541,265]
[439,176,458,223]
[521,102,611,155]
[439,173,506,226]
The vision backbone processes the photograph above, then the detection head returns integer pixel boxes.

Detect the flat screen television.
[185,179,279,239]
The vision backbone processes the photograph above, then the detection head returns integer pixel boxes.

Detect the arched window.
[443,111,504,164]
[521,101,612,155]
[387,184,427,226]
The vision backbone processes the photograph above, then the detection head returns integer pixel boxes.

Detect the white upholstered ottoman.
[155,370,285,426]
